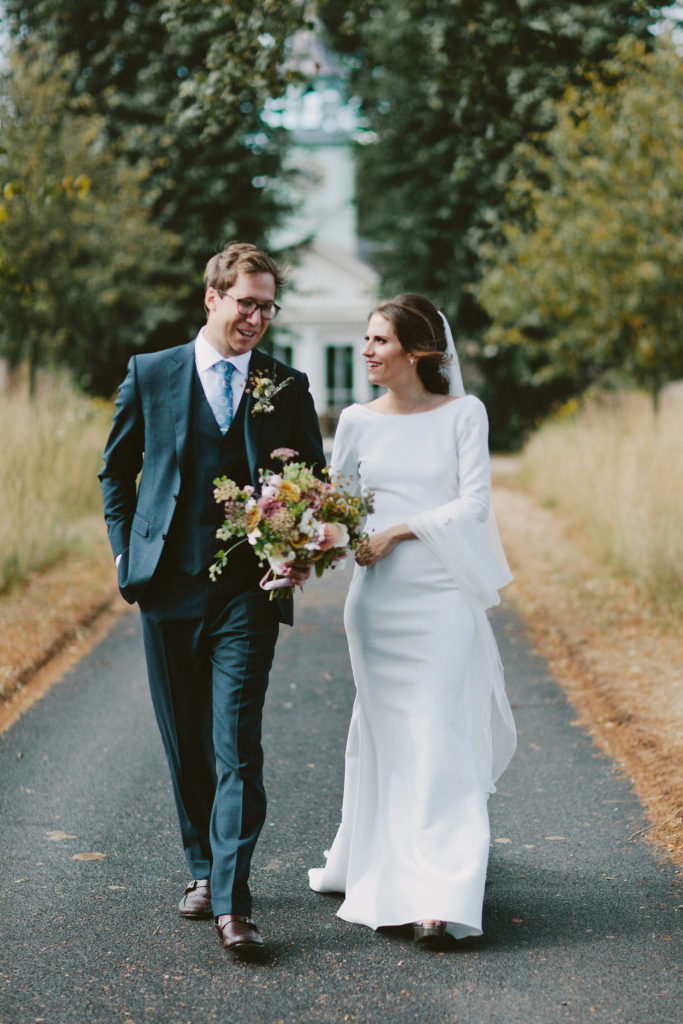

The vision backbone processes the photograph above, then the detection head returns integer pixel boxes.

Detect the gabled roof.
[278,241,378,326]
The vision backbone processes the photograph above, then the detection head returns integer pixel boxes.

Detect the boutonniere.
[247,371,294,415]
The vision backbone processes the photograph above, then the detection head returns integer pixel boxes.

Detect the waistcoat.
[163,367,261,582]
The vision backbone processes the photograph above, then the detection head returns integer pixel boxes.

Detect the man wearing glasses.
[99,242,324,959]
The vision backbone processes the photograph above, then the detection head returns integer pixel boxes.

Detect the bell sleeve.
[330,406,361,496]
[407,397,512,610]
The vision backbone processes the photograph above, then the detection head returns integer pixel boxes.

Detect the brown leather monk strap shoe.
[215,914,265,957]
[178,879,212,918]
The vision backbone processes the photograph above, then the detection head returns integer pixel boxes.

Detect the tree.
[0,42,178,393]
[3,0,316,394]
[475,37,683,409]
[318,0,677,446]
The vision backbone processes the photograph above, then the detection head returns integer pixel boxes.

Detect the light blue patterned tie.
[211,360,234,434]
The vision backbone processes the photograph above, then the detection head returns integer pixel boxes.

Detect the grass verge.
[517,388,682,615]
[0,373,114,592]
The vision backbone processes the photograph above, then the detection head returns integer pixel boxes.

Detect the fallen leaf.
[545,836,566,841]
[46,830,78,842]
[494,837,512,844]
[72,852,106,861]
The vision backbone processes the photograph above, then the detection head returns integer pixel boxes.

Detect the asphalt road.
[0,568,680,1024]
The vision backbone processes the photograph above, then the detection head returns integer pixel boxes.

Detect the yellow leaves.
[44,830,106,861]
[590,224,611,246]
[637,336,657,367]
[61,174,92,198]
[3,183,17,200]
[553,398,580,420]
[637,261,658,283]
[0,205,8,225]
[503,327,527,347]
[75,174,91,198]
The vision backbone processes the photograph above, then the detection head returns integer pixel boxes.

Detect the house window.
[326,345,354,408]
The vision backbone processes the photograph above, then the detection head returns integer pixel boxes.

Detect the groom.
[99,242,324,957]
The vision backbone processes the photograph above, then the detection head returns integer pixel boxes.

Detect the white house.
[265,34,378,427]
[274,240,377,424]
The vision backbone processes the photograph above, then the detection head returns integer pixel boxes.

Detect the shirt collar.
[194,328,252,377]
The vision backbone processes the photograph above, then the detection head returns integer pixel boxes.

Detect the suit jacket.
[99,341,325,615]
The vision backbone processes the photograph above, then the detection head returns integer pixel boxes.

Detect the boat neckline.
[354,396,466,418]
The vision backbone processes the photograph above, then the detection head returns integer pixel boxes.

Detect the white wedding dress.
[308,397,516,939]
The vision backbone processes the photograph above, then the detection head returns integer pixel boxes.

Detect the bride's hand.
[355,524,415,566]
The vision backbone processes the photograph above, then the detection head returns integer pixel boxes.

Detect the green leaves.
[0,41,179,390]
[476,36,683,406]
[161,0,315,136]
[2,0,315,395]
[319,0,675,445]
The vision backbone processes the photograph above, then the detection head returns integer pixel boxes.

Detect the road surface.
[0,568,680,1023]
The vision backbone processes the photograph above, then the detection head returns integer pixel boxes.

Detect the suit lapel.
[165,344,279,485]
[166,342,196,469]
[244,349,275,485]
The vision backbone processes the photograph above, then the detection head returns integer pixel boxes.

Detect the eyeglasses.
[216,290,281,320]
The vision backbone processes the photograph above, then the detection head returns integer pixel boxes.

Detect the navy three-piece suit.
[99,340,324,915]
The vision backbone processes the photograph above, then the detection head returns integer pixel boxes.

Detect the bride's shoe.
[412,920,446,944]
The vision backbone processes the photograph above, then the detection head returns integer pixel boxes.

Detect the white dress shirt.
[194,328,252,414]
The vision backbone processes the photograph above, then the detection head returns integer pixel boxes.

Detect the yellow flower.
[246,506,262,531]
[278,479,301,503]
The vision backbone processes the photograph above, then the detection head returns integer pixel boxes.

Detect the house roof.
[278,241,378,326]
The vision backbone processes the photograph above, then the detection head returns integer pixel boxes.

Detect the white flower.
[298,508,319,537]
[261,477,282,499]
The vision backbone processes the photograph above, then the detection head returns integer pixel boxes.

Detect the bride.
[308,294,516,944]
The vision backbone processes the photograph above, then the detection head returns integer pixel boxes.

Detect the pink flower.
[318,521,349,552]
[303,489,322,511]
[270,447,299,461]
[258,496,284,516]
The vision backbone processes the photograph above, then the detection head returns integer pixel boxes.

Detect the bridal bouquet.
[210,449,373,592]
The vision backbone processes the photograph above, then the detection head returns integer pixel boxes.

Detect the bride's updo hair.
[372,294,450,395]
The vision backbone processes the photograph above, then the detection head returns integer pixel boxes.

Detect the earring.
[409,357,415,365]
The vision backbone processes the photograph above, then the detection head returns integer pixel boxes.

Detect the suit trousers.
[139,565,280,916]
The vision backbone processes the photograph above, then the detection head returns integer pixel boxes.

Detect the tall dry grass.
[519,389,682,613]
[0,372,113,592]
